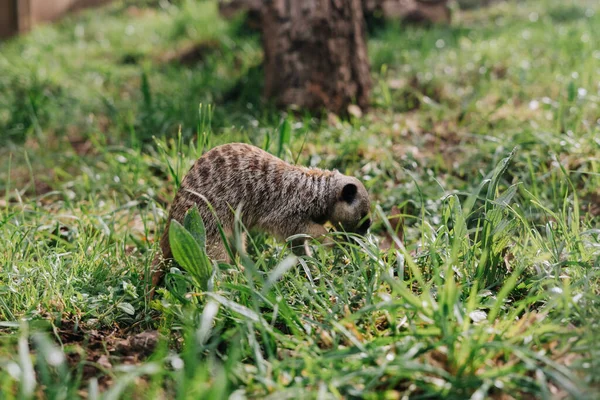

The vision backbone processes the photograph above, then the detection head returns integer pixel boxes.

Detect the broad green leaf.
[184,204,207,251]
[493,183,519,208]
[169,220,211,291]
[165,272,193,304]
[117,302,135,316]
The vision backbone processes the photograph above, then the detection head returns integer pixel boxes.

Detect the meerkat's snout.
[356,215,371,236]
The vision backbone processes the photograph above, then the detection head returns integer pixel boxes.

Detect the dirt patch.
[55,320,160,391]
[582,191,600,217]
[2,166,55,199]
[67,133,95,156]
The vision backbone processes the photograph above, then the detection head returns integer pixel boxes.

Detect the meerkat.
[151,142,371,288]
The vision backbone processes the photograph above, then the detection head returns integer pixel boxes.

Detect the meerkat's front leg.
[289,222,332,257]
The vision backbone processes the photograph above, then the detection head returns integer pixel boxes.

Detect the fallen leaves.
[53,319,161,392]
[115,330,160,357]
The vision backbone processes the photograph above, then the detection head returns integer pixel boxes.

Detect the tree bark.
[261,0,371,115]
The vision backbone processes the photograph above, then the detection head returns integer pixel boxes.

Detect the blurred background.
[1,0,598,214]
[1,1,599,397]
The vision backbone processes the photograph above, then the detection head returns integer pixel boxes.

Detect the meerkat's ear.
[340,183,358,203]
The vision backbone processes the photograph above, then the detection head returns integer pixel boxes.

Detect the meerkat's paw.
[288,223,332,257]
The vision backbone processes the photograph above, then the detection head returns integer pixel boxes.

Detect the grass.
[0,0,599,398]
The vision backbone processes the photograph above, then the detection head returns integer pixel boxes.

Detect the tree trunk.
[261,0,371,115]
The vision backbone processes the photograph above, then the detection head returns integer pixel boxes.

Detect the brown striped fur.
[150,143,370,289]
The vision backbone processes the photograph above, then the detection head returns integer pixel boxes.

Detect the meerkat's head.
[329,175,371,235]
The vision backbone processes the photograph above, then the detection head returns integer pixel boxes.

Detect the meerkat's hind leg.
[206,240,231,263]
[206,226,249,263]
[228,231,249,260]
